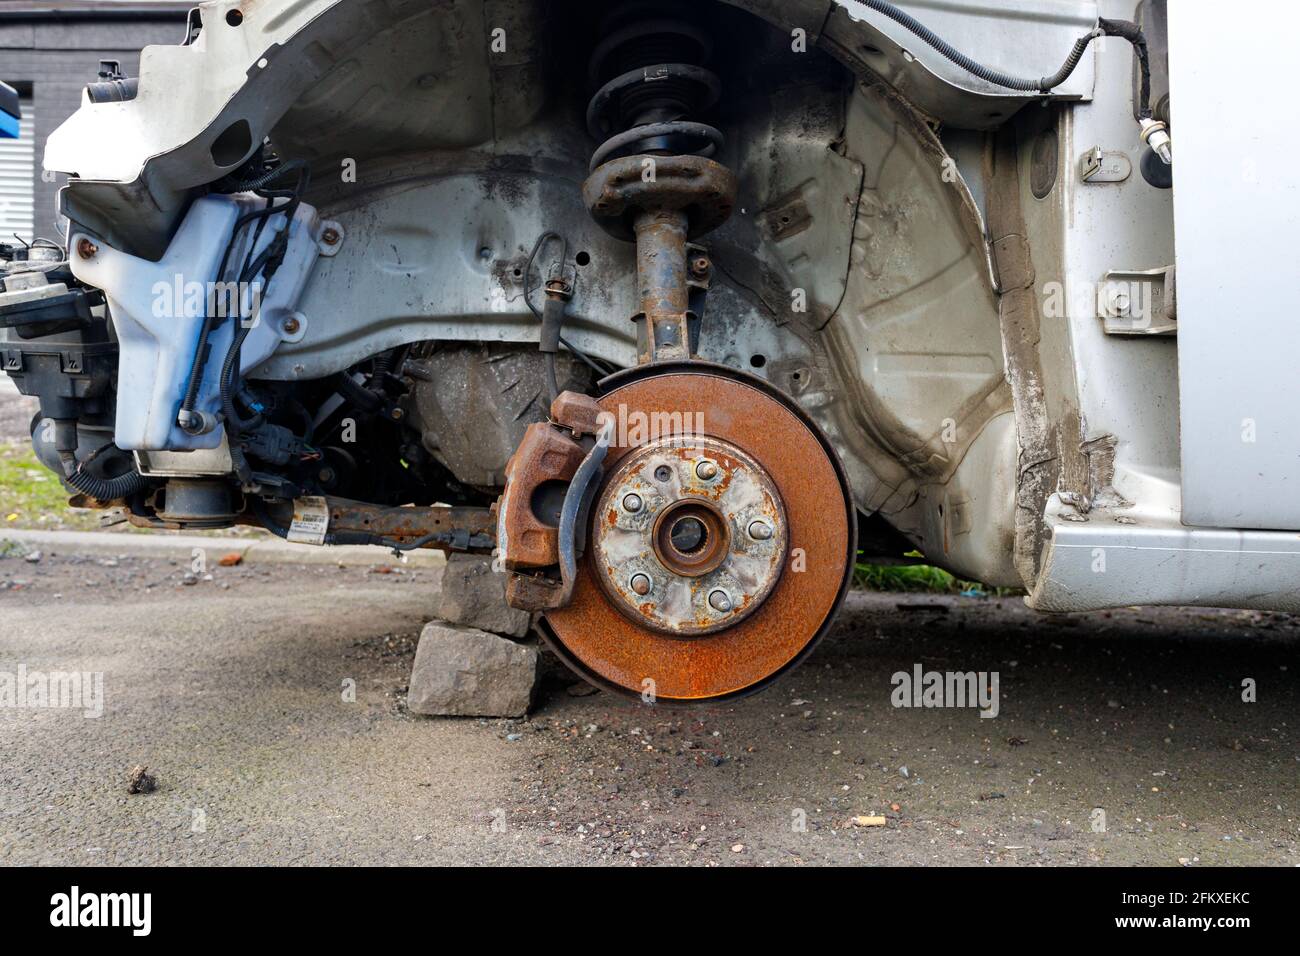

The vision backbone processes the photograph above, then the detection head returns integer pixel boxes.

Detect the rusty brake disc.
[540,364,856,703]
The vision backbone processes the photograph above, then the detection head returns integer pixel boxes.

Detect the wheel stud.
[708,589,732,612]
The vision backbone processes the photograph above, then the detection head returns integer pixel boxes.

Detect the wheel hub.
[592,436,788,636]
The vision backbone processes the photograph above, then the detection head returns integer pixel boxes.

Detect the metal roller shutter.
[0,96,35,241]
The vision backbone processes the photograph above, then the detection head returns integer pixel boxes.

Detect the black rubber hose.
[858,0,1150,113]
[1098,17,1152,118]
[61,447,152,500]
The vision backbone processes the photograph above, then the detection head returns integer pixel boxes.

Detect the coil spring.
[585,4,722,172]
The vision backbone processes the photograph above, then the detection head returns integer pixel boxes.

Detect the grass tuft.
[0,441,100,531]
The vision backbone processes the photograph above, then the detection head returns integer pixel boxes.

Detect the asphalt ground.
[1,547,1296,866]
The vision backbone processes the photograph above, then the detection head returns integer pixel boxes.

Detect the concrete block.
[437,553,531,637]
[407,621,539,718]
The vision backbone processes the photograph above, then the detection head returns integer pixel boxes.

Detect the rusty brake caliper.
[496,391,609,611]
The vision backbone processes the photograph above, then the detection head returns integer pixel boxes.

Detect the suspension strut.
[494,5,742,612]
[581,2,737,365]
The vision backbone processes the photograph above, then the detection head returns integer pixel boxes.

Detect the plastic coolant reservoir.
[69,193,330,450]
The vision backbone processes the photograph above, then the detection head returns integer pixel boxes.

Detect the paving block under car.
[436,553,531,638]
[407,621,540,718]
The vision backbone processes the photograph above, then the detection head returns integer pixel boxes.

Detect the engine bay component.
[404,343,592,492]
[67,191,338,452]
[541,366,854,702]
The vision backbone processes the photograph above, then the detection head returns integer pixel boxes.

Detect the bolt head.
[630,573,651,596]
[748,520,773,540]
[321,227,341,246]
[75,238,98,260]
[695,459,719,480]
[622,493,643,513]
[708,589,732,612]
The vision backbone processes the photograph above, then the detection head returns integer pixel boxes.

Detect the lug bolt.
[695,459,718,480]
[748,520,773,540]
[622,493,643,513]
[630,573,651,596]
[708,589,732,612]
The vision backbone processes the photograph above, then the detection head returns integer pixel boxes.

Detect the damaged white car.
[1,0,1290,701]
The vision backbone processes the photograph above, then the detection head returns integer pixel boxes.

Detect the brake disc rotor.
[542,366,855,702]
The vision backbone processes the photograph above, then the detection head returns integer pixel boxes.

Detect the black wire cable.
[61,443,152,500]
[178,195,295,425]
[218,165,312,484]
[858,1,1151,116]
[212,158,306,194]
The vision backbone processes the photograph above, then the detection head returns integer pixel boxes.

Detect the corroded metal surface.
[582,154,737,243]
[543,369,854,702]
[324,498,495,548]
[633,209,692,363]
[496,391,606,609]
[496,421,586,571]
[591,436,788,636]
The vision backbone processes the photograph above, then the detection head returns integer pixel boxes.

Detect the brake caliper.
[495,391,606,611]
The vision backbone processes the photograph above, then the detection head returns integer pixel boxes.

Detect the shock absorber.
[581,3,737,365]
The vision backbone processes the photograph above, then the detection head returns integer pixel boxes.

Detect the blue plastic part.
[0,111,18,140]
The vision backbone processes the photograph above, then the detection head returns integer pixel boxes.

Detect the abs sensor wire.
[857,1,1152,117]
[522,231,612,393]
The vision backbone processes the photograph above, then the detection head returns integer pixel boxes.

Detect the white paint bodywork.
[1169,4,1300,530]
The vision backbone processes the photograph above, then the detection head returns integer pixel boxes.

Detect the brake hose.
[858,1,1152,117]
